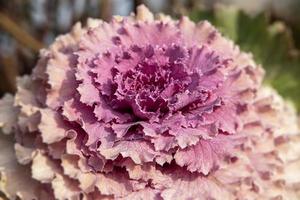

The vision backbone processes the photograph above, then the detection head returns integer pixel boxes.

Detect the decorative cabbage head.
[0,5,299,200]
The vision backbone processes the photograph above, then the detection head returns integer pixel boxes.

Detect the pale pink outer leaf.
[174,135,235,175]
[38,108,67,144]
[0,94,18,134]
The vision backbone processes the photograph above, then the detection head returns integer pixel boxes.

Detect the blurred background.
[0,0,300,108]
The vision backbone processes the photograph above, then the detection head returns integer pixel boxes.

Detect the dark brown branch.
[0,12,44,53]
[100,0,112,21]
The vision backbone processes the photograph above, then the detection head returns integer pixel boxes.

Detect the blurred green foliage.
[191,5,300,111]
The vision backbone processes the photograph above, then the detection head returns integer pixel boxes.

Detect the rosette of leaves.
[0,5,299,200]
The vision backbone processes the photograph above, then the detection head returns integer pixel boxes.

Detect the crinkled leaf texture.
[191,4,300,111]
[0,5,300,200]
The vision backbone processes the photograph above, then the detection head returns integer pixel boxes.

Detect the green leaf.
[190,5,300,111]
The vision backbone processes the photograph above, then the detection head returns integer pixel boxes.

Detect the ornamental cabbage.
[0,5,300,200]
